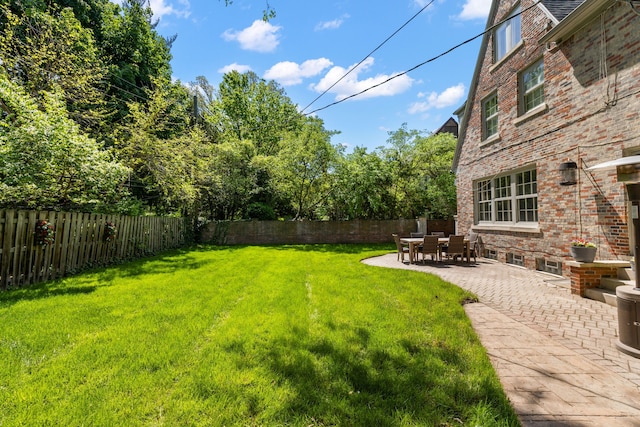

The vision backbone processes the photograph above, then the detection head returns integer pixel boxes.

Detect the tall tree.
[382,124,423,218]
[101,0,173,124]
[380,124,457,219]
[328,146,394,220]
[217,71,302,156]
[186,75,221,142]
[115,78,204,215]
[200,139,260,220]
[0,4,107,133]
[270,117,339,220]
[412,132,458,219]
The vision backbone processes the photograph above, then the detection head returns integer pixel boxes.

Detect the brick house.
[452,0,640,277]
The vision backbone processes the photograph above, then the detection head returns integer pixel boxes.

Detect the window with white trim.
[521,59,544,113]
[474,168,538,225]
[494,5,521,62]
[482,92,498,140]
[477,179,492,222]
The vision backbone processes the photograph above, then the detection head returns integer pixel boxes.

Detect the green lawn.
[0,245,519,426]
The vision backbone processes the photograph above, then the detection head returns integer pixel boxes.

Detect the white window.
[482,93,498,140]
[494,5,522,62]
[476,179,492,222]
[516,169,538,221]
[521,59,544,113]
[474,168,538,225]
[494,176,512,222]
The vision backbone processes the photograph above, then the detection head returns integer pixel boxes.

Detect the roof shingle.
[540,0,587,21]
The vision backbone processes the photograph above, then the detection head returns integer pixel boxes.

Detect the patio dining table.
[400,237,471,264]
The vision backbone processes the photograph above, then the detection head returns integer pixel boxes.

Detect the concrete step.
[617,267,635,280]
[599,277,635,292]
[585,287,618,307]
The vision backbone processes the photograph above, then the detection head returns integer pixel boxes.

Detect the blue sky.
[147,0,492,151]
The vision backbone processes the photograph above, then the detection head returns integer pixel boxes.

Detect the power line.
[305,1,542,116]
[299,0,436,114]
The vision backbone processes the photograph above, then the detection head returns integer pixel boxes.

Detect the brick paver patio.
[363,255,640,426]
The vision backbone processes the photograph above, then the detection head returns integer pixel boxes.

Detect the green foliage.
[328,146,394,220]
[0,4,108,133]
[216,71,302,156]
[380,124,458,219]
[246,202,276,220]
[101,0,173,122]
[0,1,458,221]
[200,139,261,220]
[269,117,339,220]
[115,78,204,215]
[0,245,519,426]
[412,131,459,219]
[0,72,130,211]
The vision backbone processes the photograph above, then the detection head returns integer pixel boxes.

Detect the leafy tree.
[327,146,394,220]
[191,71,307,220]
[270,117,339,220]
[100,0,174,125]
[216,71,302,156]
[382,124,423,218]
[200,139,260,220]
[115,78,204,215]
[0,4,107,133]
[0,72,130,211]
[379,124,457,219]
[412,132,458,219]
[186,75,222,142]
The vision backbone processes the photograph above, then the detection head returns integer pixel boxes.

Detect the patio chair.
[466,232,479,262]
[432,231,447,251]
[392,234,410,263]
[420,235,440,262]
[442,235,465,262]
[411,232,424,238]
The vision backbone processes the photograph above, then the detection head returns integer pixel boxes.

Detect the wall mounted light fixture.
[559,161,578,185]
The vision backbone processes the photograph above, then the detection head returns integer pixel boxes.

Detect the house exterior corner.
[454,0,640,277]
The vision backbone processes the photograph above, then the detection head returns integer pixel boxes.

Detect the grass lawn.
[0,244,519,426]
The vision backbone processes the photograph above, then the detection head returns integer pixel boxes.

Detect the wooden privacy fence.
[0,210,188,290]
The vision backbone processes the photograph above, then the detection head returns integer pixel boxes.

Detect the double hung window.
[482,93,498,140]
[474,168,538,226]
[521,59,544,113]
[494,5,521,62]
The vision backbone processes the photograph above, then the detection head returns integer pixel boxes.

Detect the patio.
[363,253,640,425]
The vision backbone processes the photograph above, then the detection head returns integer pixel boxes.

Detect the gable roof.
[540,0,586,21]
[435,117,458,137]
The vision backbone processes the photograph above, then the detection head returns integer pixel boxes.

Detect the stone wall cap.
[566,260,631,267]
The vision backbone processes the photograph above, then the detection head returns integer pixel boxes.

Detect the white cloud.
[315,14,349,31]
[264,58,333,86]
[310,57,414,101]
[222,20,282,53]
[459,0,492,20]
[218,63,253,74]
[408,83,465,114]
[148,0,191,20]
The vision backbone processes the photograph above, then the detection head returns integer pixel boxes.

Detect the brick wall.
[200,219,454,245]
[456,0,640,274]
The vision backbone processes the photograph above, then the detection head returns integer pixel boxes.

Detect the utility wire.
[299,0,436,114]
[305,0,542,116]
